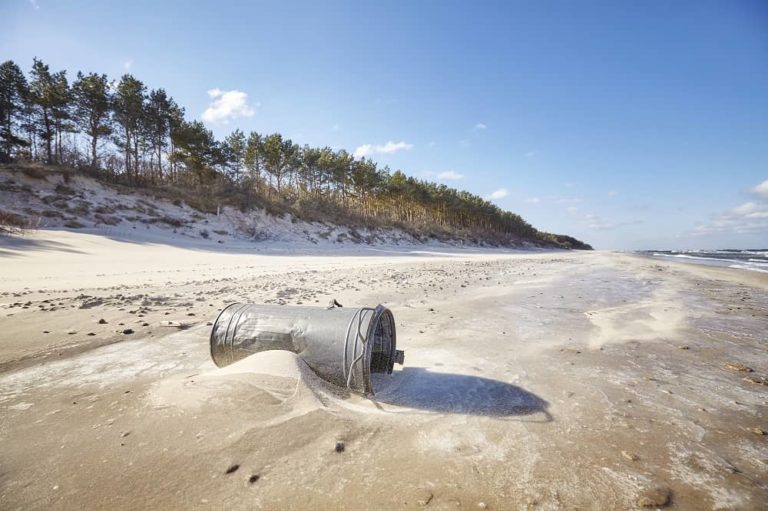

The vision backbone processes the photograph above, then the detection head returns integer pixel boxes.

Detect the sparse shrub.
[20,166,46,179]
[64,220,85,228]
[70,202,90,215]
[94,214,121,226]
[41,195,70,210]
[55,184,75,196]
[241,224,270,241]
[199,229,209,239]
[94,205,116,214]
[213,229,228,236]
[41,209,63,218]
[0,210,26,234]
[0,179,32,193]
[159,216,185,228]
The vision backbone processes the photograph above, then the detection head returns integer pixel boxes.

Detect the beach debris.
[335,441,345,453]
[210,302,404,395]
[743,375,768,385]
[750,427,766,436]
[725,362,753,373]
[621,450,639,461]
[159,320,189,329]
[225,464,240,475]
[66,329,77,335]
[679,345,690,350]
[637,486,671,507]
[415,489,434,507]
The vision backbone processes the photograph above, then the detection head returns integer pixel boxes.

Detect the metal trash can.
[210,302,404,395]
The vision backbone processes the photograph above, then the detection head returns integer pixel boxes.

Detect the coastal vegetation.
[0,58,590,249]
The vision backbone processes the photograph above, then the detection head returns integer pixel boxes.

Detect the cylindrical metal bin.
[210,303,404,395]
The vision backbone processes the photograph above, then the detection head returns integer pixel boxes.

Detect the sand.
[1,230,767,510]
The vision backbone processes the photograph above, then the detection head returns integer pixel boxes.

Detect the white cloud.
[608,190,619,197]
[123,59,133,71]
[567,207,639,230]
[564,182,576,188]
[353,141,413,159]
[487,188,509,200]
[525,197,541,204]
[332,123,340,132]
[29,0,40,9]
[692,178,768,236]
[201,89,256,124]
[525,151,536,158]
[473,123,487,131]
[436,170,464,181]
[753,179,768,198]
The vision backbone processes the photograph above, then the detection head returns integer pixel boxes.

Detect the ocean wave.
[728,264,768,273]
[644,250,768,273]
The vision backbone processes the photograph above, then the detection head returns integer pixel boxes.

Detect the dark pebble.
[225,464,239,474]
[122,328,134,335]
[248,474,260,484]
[98,319,107,324]
[335,442,345,453]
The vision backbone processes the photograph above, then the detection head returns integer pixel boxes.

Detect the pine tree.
[223,129,246,183]
[244,131,263,188]
[144,88,174,180]
[113,74,146,177]
[71,72,112,168]
[29,59,70,164]
[0,60,29,162]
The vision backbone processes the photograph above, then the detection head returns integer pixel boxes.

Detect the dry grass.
[0,209,27,235]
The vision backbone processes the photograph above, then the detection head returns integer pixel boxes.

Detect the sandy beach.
[1,231,767,510]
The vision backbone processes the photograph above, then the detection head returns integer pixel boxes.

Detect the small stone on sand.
[98,318,107,324]
[122,328,134,335]
[637,486,671,507]
[335,442,345,453]
[621,450,639,461]
[225,464,239,474]
[725,362,753,372]
[415,489,434,507]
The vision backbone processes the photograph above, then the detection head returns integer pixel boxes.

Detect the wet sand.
[1,232,767,510]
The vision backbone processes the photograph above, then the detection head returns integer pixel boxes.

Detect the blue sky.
[3,0,767,249]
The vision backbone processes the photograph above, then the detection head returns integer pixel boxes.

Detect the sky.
[2,0,767,250]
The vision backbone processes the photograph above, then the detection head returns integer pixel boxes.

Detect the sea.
[638,249,768,273]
